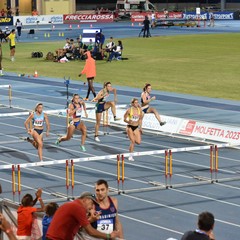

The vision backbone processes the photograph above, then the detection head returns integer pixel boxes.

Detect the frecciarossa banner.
[63,14,114,24]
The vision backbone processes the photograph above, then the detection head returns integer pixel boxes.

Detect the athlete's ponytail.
[143,83,151,92]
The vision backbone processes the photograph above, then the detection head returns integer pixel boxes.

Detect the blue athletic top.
[91,197,117,234]
[33,112,44,127]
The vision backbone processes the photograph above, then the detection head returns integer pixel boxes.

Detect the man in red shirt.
[46,192,120,240]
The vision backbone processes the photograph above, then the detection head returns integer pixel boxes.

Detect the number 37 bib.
[97,219,114,234]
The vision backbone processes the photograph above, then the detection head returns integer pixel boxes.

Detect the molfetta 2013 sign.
[179,120,240,144]
[63,14,114,24]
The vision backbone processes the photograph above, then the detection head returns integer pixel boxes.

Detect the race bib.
[76,107,82,117]
[97,219,114,234]
[34,120,43,127]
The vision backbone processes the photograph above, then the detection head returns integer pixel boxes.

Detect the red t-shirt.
[17,206,37,236]
[46,199,90,240]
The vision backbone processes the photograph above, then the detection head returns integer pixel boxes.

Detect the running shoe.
[83,98,89,101]
[128,156,135,161]
[114,116,121,121]
[95,136,100,142]
[160,121,166,126]
[80,145,86,152]
[55,138,60,145]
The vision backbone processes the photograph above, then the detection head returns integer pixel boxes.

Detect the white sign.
[196,7,201,15]
[13,15,63,25]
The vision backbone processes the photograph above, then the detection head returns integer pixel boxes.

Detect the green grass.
[2,33,240,100]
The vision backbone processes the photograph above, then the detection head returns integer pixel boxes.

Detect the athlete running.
[24,103,50,161]
[55,94,88,152]
[124,98,144,161]
[92,82,120,142]
[141,83,166,126]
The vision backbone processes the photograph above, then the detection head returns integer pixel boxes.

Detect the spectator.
[65,38,76,60]
[0,213,17,240]
[95,31,105,51]
[164,8,169,19]
[0,9,5,16]
[6,29,16,61]
[0,29,5,43]
[143,16,151,38]
[104,36,115,60]
[32,9,38,16]
[209,13,215,27]
[79,179,124,239]
[56,38,70,59]
[17,188,45,239]
[15,19,23,40]
[79,51,97,101]
[42,202,59,240]
[46,192,120,240]
[105,36,115,53]
[151,11,156,28]
[15,7,19,16]
[6,7,12,17]
[181,211,215,240]
[4,26,11,39]
[108,40,123,61]
[87,39,94,53]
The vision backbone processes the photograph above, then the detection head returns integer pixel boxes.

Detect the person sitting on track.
[24,103,50,162]
[124,98,144,161]
[92,82,121,142]
[55,94,88,152]
[141,83,166,126]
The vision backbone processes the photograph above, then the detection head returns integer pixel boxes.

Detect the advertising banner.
[183,11,235,20]
[63,14,114,24]
[12,15,63,26]
[0,17,13,26]
[131,12,183,22]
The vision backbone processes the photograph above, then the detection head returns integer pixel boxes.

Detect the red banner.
[131,12,183,22]
[63,14,114,24]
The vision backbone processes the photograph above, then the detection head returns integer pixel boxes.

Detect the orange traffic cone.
[34,70,38,78]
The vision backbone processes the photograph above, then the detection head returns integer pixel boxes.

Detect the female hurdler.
[24,103,50,161]
[55,94,88,152]
[124,98,144,161]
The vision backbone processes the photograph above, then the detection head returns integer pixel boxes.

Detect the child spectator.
[17,188,44,240]
[42,202,59,240]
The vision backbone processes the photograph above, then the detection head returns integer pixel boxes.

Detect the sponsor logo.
[64,14,113,21]
[26,17,38,24]
[51,16,63,23]
[0,17,11,23]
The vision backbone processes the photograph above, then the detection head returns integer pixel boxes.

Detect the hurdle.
[103,109,109,135]
[11,164,21,202]
[210,145,219,182]
[117,154,125,194]
[0,84,12,108]
[66,160,75,199]
[165,150,173,188]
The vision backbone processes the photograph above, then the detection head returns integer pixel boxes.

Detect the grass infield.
[1,33,240,100]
